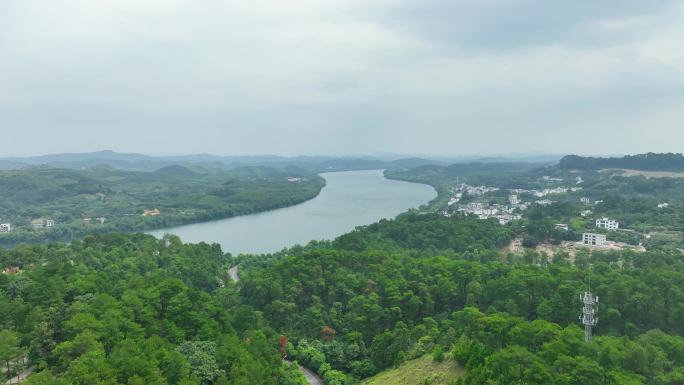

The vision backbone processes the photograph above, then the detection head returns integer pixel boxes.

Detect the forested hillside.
[0,233,306,385]
[0,166,324,246]
[237,213,684,384]
[560,153,684,171]
[3,212,684,384]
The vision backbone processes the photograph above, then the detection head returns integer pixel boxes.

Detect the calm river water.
[149,170,436,255]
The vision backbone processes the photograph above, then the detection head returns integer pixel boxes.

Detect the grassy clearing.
[362,355,465,385]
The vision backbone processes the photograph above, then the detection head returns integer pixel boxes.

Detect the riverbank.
[149,170,436,255]
[0,169,326,248]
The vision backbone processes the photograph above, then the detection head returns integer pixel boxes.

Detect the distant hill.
[155,164,196,176]
[3,151,559,175]
[0,160,27,170]
[1,151,444,173]
[4,150,153,164]
[560,153,684,171]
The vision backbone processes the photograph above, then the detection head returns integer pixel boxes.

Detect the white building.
[583,233,607,247]
[657,203,669,209]
[46,219,55,227]
[555,224,569,231]
[508,194,520,205]
[0,223,11,233]
[596,218,619,230]
[580,197,590,204]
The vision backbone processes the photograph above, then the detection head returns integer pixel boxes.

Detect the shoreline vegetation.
[0,165,326,247]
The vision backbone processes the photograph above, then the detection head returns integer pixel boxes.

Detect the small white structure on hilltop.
[657,203,669,209]
[583,233,606,247]
[555,223,569,231]
[0,223,11,233]
[596,218,619,230]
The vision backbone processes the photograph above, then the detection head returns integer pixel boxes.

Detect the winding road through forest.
[229,265,324,385]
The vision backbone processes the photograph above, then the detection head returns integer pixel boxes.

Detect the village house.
[0,223,11,233]
[596,217,619,230]
[143,209,161,217]
[583,233,607,247]
[2,266,22,274]
[508,194,520,205]
[31,218,55,229]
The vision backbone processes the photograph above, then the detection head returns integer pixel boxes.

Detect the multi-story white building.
[583,233,606,247]
[0,223,11,233]
[596,218,619,230]
[508,194,520,205]
[46,219,55,227]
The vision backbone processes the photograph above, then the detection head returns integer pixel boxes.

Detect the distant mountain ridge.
[1,150,562,173]
[560,153,684,171]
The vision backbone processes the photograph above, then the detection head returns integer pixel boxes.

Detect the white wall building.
[0,223,11,233]
[508,194,520,205]
[596,218,619,230]
[583,233,607,247]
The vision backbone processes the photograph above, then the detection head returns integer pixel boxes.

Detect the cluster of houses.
[539,175,583,185]
[447,184,500,206]
[510,186,583,198]
[0,218,58,233]
[455,201,523,225]
[578,218,620,247]
[448,192,531,225]
[445,181,582,225]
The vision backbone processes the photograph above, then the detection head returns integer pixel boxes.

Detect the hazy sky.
[1,0,683,157]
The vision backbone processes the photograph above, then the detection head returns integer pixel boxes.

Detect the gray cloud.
[0,0,683,157]
[364,0,682,50]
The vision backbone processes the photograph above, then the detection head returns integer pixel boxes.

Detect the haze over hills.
[0,150,564,172]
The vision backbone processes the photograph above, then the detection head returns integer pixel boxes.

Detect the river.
[149,169,436,255]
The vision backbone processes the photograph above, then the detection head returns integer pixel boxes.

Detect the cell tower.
[579,291,598,342]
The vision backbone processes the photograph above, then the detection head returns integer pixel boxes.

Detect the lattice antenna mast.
[579,291,598,341]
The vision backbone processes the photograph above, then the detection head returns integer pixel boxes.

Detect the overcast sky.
[1,0,683,157]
